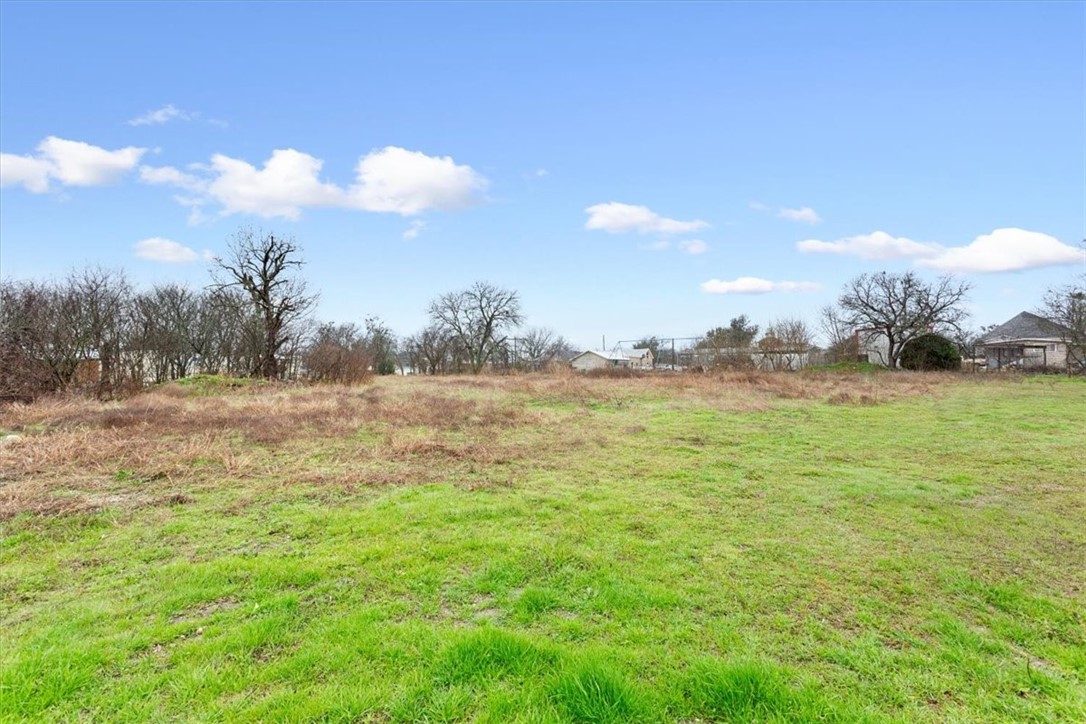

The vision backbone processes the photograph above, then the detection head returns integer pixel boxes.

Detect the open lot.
[1,371,1084,722]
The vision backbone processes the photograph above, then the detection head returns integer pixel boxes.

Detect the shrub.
[900,334,961,371]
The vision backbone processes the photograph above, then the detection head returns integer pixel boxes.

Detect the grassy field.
[1,370,1084,722]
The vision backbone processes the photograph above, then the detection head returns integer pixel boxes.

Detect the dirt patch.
[170,596,240,623]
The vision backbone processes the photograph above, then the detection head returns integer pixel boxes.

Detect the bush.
[900,334,961,371]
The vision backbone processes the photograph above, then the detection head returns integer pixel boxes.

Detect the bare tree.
[1039,265,1086,371]
[428,282,523,374]
[837,271,971,369]
[0,281,62,399]
[363,316,398,375]
[303,322,372,384]
[518,327,570,371]
[757,317,814,370]
[211,229,317,379]
[405,324,455,374]
[819,305,859,363]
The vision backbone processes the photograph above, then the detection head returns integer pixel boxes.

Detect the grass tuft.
[686,658,819,721]
[435,628,554,684]
[549,659,640,723]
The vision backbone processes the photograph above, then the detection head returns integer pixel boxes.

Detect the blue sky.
[2,1,1083,349]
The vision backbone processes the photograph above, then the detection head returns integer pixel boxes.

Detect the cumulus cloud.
[128,104,193,126]
[143,146,486,220]
[349,146,486,215]
[0,153,53,192]
[1,137,146,192]
[700,277,821,295]
[778,206,821,224]
[402,220,427,240]
[206,149,346,220]
[797,231,940,260]
[916,228,1084,273]
[678,239,709,255]
[585,202,709,235]
[798,227,1081,273]
[133,237,203,263]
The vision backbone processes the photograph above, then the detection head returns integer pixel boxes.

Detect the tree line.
[3,229,1082,400]
[0,230,573,400]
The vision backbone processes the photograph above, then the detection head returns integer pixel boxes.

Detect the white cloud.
[349,146,486,215]
[0,153,53,192]
[700,277,821,295]
[0,137,146,192]
[139,164,208,193]
[133,237,202,263]
[678,239,709,255]
[128,104,192,126]
[144,146,486,220]
[797,227,1082,273]
[797,231,940,260]
[916,228,1084,273]
[585,202,709,235]
[778,206,821,224]
[402,220,427,240]
[206,149,347,220]
[750,201,822,224]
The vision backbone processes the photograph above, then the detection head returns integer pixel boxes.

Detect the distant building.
[569,346,653,371]
[570,350,628,371]
[978,312,1075,371]
[855,329,893,367]
[618,347,654,369]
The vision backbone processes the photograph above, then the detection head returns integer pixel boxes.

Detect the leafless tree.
[211,229,317,379]
[1038,263,1086,371]
[818,305,859,363]
[405,324,455,374]
[363,316,398,375]
[517,327,570,371]
[66,267,131,395]
[0,281,62,399]
[428,281,523,374]
[303,322,372,384]
[757,317,814,370]
[837,271,971,368]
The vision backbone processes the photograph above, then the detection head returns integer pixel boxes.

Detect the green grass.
[1,373,1084,721]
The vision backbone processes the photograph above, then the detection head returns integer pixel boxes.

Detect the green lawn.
[1,372,1084,722]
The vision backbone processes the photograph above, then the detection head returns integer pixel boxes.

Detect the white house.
[570,347,655,371]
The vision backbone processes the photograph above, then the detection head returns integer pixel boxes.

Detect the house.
[619,347,654,369]
[978,312,1075,371]
[569,350,629,371]
[855,329,893,366]
[570,346,655,371]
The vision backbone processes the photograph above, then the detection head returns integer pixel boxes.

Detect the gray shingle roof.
[978,312,1069,344]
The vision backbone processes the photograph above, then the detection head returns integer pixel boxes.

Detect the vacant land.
[1,371,1083,722]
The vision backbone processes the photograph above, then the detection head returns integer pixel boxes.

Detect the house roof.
[616,346,652,359]
[978,312,1069,345]
[571,350,627,362]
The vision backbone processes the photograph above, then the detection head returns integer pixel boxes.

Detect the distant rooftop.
[978,312,1069,344]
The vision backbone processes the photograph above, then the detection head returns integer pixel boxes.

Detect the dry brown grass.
[0,370,962,520]
[0,379,542,519]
